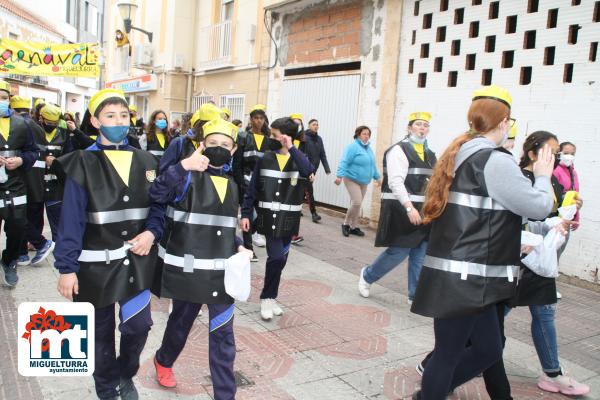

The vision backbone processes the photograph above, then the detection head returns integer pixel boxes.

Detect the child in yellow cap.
[148,118,251,398]
[0,80,40,287]
[54,88,163,400]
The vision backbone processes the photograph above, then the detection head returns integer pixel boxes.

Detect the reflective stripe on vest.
[448,191,506,211]
[87,207,150,225]
[243,150,264,158]
[33,160,46,169]
[149,150,164,157]
[380,193,425,203]
[425,255,518,282]
[0,195,27,208]
[258,201,302,212]
[44,174,57,181]
[158,245,228,273]
[260,169,300,179]
[407,167,433,176]
[78,243,132,264]
[0,150,21,157]
[166,206,237,228]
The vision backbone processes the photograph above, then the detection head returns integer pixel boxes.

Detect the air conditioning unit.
[134,44,153,67]
[174,53,184,70]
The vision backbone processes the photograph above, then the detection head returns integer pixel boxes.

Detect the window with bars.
[220,94,246,122]
[192,94,215,112]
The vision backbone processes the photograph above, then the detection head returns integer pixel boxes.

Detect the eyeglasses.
[509,118,516,127]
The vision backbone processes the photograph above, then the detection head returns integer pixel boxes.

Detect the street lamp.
[116,0,153,43]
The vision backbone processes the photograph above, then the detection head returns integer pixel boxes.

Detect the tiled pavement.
[1,206,599,399]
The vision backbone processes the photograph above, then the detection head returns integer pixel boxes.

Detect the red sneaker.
[154,357,177,388]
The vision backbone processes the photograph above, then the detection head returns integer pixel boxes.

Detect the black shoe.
[251,252,259,263]
[312,212,321,223]
[119,378,139,400]
[349,227,365,237]
[342,224,350,237]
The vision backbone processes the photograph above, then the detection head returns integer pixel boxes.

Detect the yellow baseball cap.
[34,98,46,108]
[202,118,239,141]
[10,96,31,110]
[290,113,303,121]
[0,80,10,94]
[472,85,512,108]
[129,104,138,113]
[250,104,266,114]
[408,111,432,122]
[221,107,232,117]
[88,89,127,116]
[191,103,223,128]
[40,104,62,122]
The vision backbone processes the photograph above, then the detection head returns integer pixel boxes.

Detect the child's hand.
[181,142,209,172]
[240,218,250,232]
[128,230,155,256]
[57,273,79,301]
[309,173,316,183]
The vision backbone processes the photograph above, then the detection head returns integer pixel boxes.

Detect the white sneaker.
[168,299,173,314]
[358,267,371,298]
[408,298,413,305]
[260,299,273,320]
[271,299,283,316]
[252,233,266,247]
[556,291,562,299]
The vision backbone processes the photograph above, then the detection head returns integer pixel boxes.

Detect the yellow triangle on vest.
[412,143,425,161]
[293,139,300,148]
[0,117,11,140]
[90,135,97,141]
[253,134,264,151]
[156,132,165,149]
[210,175,228,204]
[192,139,199,149]
[276,153,290,172]
[45,128,57,144]
[104,150,133,187]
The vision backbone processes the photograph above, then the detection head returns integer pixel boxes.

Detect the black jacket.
[303,130,330,174]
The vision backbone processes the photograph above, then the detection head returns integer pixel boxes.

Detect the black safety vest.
[411,147,522,318]
[26,127,70,202]
[57,149,159,308]
[155,168,239,304]
[239,131,268,188]
[375,140,436,248]
[146,134,166,159]
[0,114,33,220]
[255,151,305,238]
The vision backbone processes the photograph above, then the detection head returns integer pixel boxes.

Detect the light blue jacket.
[336,139,381,185]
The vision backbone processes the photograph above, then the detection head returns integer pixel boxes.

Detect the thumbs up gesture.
[181,141,209,172]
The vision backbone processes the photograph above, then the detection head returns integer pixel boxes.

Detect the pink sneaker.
[538,373,590,396]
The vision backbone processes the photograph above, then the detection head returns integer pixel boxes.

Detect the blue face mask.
[187,128,194,137]
[100,125,130,144]
[0,101,9,117]
[155,119,167,130]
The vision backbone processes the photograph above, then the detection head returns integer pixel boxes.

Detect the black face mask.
[42,123,57,134]
[267,138,283,151]
[203,146,232,167]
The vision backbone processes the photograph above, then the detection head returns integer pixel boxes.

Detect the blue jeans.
[362,241,427,300]
[530,303,560,374]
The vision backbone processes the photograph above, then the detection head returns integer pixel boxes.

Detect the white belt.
[425,255,518,282]
[149,150,164,156]
[380,193,425,203]
[44,174,57,181]
[33,160,46,169]
[0,195,27,208]
[258,201,302,212]
[243,150,264,158]
[78,243,133,264]
[158,245,228,273]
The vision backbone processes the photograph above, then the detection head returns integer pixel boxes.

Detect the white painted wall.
[395,0,600,282]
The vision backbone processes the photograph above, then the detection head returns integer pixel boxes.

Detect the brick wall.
[286,2,362,64]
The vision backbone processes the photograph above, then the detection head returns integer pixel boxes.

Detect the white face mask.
[560,153,575,167]
[409,134,426,145]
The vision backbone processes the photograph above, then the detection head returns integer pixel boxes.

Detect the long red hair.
[422,99,510,224]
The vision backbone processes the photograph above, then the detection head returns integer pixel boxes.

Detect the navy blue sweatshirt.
[241,146,314,220]
[54,142,166,274]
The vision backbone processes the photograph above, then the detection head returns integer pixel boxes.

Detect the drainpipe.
[186,0,198,112]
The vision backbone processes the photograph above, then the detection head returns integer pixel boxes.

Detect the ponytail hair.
[422,98,510,224]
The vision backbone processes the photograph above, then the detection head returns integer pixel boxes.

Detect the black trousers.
[261,236,292,299]
[305,181,317,214]
[26,201,62,248]
[1,216,27,266]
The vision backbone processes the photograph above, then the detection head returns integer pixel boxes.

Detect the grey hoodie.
[454,136,553,221]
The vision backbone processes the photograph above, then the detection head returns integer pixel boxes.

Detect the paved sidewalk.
[1,208,599,399]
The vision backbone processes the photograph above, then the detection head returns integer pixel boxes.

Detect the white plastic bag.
[522,218,566,278]
[224,252,252,302]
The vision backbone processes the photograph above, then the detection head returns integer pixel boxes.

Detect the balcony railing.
[197,20,234,70]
